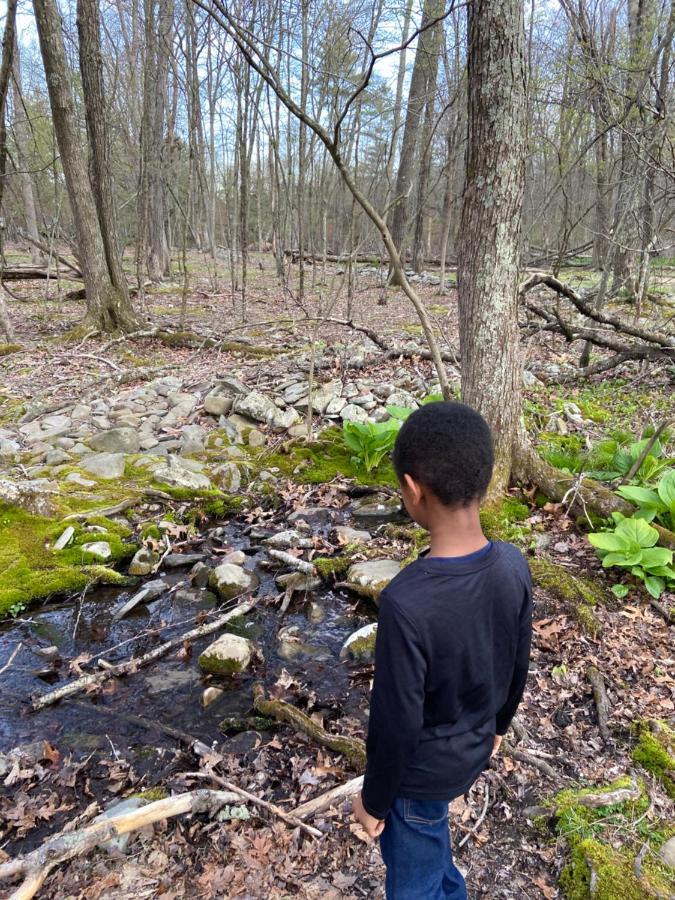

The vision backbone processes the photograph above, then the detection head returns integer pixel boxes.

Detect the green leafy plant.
[615,469,675,530]
[588,515,675,599]
[587,436,674,485]
[341,419,400,473]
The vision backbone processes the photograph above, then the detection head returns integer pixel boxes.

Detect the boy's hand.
[352,794,385,839]
[491,734,503,756]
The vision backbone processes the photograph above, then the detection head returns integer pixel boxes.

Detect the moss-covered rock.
[340,622,377,663]
[632,720,675,799]
[198,633,258,675]
[479,496,530,542]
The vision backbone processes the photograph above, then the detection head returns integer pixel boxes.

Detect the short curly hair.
[392,401,494,506]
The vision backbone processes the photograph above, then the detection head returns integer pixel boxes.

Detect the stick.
[586,664,611,743]
[32,595,258,710]
[457,785,490,848]
[0,641,22,675]
[501,741,566,782]
[265,549,317,575]
[1,790,241,898]
[619,421,671,485]
[181,771,322,839]
[291,776,364,820]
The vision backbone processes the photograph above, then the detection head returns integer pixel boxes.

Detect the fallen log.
[252,684,366,770]
[0,789,241,900]
[32,595,259,710]
[0,266,83,281]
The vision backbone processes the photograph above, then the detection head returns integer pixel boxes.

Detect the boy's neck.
[425,501,489,558]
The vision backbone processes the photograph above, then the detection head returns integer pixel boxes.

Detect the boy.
[352,401,532,899]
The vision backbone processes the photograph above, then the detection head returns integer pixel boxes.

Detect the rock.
[306,601,325,624]
[204,379,248,417]
[53,526,75,550]
[45,449,72,466]
[180,424,206,455]
[324,396,347,416]
[208,563,259,600]
[81,452,126,480]
[94,798,147,853]
[82,541,112,561]
[522,369,542,388]
[89,427,140,454]
[346,559,401,600]
[287,424,308,438]
[659,836,675,868]
[276,625,318,661]
[198,633,258,674]
[296,380,344,414]
[64,471,96,488]
[0,477,60,516]
[283,382,309,404]
[332,525,372,545]
[140,435,159,451]
[71,404,92,420]
[263,529,312,550]
[201,686,225,708]
[269,406,302,430]
[275,571,322,593]
[0,439,20,459]
[350,493,402,519]
[233,391,278,424]
[247,428,265,447]
[386,390,418,409]
[340,622,378,663]
[163,552,207,568]
[213,462,241,492]
[221,550,246,566]
[190,561,211,588]
[340,403,368,423]
[128,547,159,575]
[371,407,391,423]
[153,456,212,490]
[288,506,335,525]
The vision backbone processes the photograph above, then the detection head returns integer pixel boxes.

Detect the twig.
[457,785,490,848]
[291,776,364,820]
[502,740,566,782]
[266,548,317,575]
[181,771,322,839]
[619,420,671,485]
[0,642,23,675]
[32,595,259,710]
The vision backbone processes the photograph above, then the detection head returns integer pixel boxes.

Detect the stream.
[0,518,377,783]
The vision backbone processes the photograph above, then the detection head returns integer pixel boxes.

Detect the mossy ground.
[529,557,606,635]
[631,720,675,799]
[479,496,530,542]
[0,504,133,616]
[257,426,398,488]
[552,777,675,899]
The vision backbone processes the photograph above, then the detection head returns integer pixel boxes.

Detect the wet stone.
[163,552,207,569]
[340,622,378,663]
[199,633,258,675]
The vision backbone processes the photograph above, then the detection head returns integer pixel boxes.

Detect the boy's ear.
[402,473,424,505]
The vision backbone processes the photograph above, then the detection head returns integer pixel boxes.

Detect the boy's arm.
[361,594,426,820]
[495,574,533,736]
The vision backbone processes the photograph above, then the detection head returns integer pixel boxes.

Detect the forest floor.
[0,249,673,899]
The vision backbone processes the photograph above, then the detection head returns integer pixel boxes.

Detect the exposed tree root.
[586,665,612,744]
[252,684,366,770]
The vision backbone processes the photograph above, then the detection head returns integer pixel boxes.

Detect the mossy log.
[513,443,675,549]
[252,684,366,770]
[529,557,604,635]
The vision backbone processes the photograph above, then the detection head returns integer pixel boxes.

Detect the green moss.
[198,496,245,519]
[344,630,377,662]
[0,504,133,616]
[552,778,674,899]
[219,716,275,733]
[0,344,22,356]
[141,523,162,541]
[258,427,398,488]
[198,651,246,675]
[529,557,605,635]
[131,787,169,802]
[632,721,675,798]
[314,554,354,579]
[479,496,530,542]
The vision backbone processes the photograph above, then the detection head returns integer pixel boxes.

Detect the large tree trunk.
[457,0,526,496]
[32,0,133,331]
[11,40,43,265]
[77,0,136,327]
[0,0,17,269]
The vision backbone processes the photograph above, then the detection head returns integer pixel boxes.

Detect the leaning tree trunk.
[11,40,44,265]
[32,0,134,331]
[457,0,526,497]
[77,0,137,328]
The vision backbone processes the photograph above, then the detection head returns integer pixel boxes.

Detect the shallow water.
[0,521,375,767]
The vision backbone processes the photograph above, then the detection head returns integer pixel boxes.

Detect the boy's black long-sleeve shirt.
[361,541,532,821]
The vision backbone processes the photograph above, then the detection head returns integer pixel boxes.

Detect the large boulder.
[153,456,212,490]
[89,427,140,454]
[0,477,60,516]
[346,559,401,601]
[208,563,259,600]
[340,622,378,663]
[198,633,258,674]
[81,452,126,480]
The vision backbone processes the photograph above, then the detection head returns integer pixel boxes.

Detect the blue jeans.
[379,798,468,899]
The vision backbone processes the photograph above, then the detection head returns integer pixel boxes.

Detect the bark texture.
[457,0,527,494]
